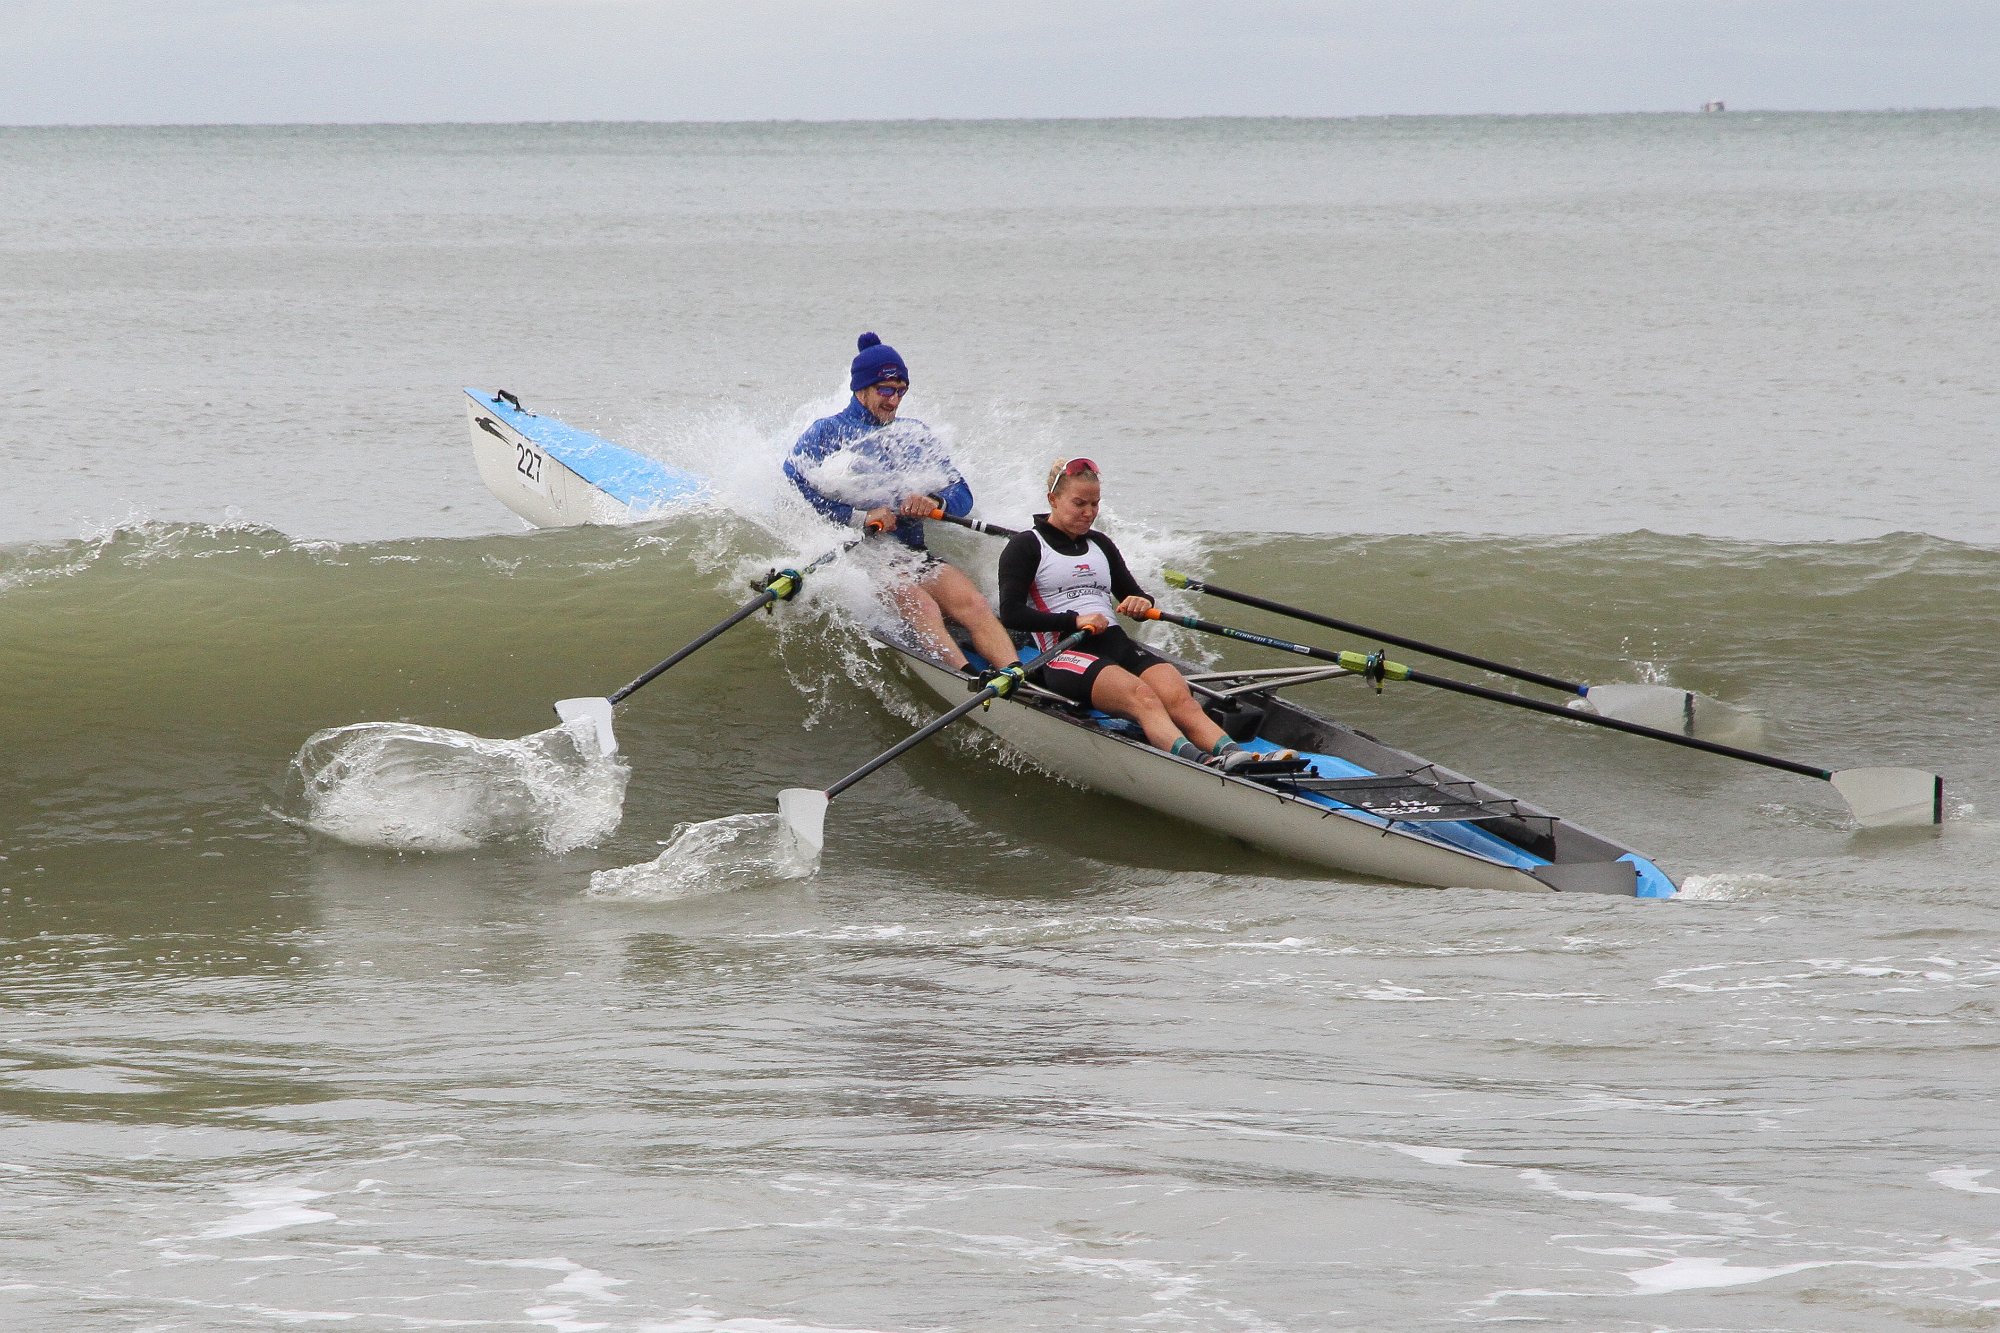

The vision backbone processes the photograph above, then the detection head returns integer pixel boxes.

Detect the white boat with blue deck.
[466,388,706,527]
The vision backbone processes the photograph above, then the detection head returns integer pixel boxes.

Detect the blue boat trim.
[1623,853,1677,899]
[1229,737,1555,872]
[1083,722,1667,892]
[467,389,708,511]
[1043,697,1560,877]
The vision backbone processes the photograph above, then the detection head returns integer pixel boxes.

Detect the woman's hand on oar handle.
[1118,596,1156,620]
[1075,612,1114,634]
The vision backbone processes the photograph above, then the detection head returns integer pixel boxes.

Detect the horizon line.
[5,104,1996,132]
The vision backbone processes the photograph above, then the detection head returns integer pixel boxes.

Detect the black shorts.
[1028,626,1170,707]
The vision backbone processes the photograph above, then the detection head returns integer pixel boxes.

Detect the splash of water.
[291,718,629,853]
[588,812,818,901]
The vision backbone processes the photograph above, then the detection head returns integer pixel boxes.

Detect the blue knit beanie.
[849,332,908,392]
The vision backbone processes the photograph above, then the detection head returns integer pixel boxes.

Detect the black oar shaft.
[823,691,992,799]
[1400,665,1830,780]
[938,514,1851,789]
[605,536,861,706]
[1166,571,1587,698]
[936,516,1582,698]
[822,629,1089,800]
[1148,609,1835,782]
[928,510,1020,539]
[607,596,771,704]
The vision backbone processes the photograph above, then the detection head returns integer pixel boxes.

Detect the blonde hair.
[1045,457,1100,496]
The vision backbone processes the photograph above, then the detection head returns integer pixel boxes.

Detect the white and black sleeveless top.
[997,516,1153,652]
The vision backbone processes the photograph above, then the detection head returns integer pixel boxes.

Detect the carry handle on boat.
[1132,607,1944,829]
[1158,568,1738,736]
[552,531,872,757]
[776,628,1094,857]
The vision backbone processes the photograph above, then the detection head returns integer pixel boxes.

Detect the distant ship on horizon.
[1702,100,1726,112]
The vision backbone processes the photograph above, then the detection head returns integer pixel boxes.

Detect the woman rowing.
[996,457,1289,771]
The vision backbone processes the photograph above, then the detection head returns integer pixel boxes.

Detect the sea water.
[4,114,1999,1330]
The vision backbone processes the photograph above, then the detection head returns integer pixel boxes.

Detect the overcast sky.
[6,1,1995,125]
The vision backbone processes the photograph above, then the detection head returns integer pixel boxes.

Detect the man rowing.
[784,333,1020,675]
[996,457,1292,771]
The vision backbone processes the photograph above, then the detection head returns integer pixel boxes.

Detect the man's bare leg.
[919,564,1020,669]
[887,581,969,670]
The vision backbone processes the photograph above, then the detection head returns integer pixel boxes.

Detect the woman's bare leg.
[1139,661,1229,752]
[1089,666,1185,752]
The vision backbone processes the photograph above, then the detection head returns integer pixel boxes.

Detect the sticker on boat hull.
[513,439,550,498]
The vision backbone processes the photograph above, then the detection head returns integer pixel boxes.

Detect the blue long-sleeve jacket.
[783,397,973,550]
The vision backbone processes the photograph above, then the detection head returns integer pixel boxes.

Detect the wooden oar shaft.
[1162,569,1588,698]
[822,629,1090,800]
[1141,608,1836,782]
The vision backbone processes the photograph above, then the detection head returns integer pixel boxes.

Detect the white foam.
[1674,871,1788,901]
[1389,1143,1497,1169]
[1518,1167,1679,1213]
[588,812,816,900]
[1933,1166,2000,1195]
[1621,1254,1830,1293]
[291,718,628,853]
[201,1183,336,1239]
[648,1307,893,1333]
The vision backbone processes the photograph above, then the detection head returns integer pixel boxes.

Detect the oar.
[1134,607,1944,828]
[555,533,867,757]
[928,513,1726,735]
[926,510,1019,538]
[777,628,1092,854]
[1159,568,1735,736]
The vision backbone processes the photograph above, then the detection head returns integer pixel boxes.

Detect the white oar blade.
[1830,767,1943,828]
[554,697,619,757]
[1579,683,1755,741]
[776,788,829,858]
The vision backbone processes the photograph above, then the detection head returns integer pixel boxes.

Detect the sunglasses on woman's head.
[1061,457,1098,476]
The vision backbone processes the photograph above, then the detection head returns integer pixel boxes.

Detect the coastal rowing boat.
[465,388,706,526]
[463,391,1676,895]
[878,630,1676,897]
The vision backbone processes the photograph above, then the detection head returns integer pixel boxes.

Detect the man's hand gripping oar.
[1133,605,1944,829]
[555,531,871,757]
[776,628,1094,856]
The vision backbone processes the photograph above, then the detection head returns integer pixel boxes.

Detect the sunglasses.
[1046,456,1100,492]
[871,382,908,398]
